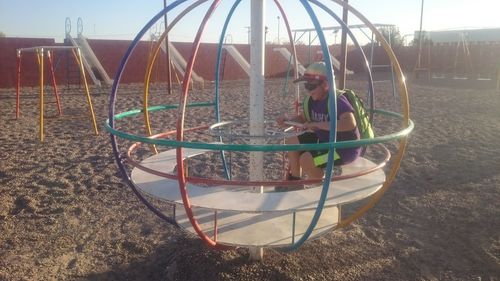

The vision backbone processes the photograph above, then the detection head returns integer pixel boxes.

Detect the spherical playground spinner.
[106,0,414,258]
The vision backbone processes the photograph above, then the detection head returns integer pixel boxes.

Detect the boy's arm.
[303,112,356,132]
[336,111,357,132]
[289,112,306,123]
[277,112,306,127]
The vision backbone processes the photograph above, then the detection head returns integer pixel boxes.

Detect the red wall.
[2,37,500,88]
[0,37,340,87]
[0,38,57,87]
[85,40,338,83]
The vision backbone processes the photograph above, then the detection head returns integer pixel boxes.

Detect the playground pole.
[414,0,426,79]
[16,50,21,119]
[75,48,99,136]
[338,0,349,89]
[163,0,172,95]
[47,50,62,116]
[417,0,424,68]
[38,48,45,142]
[249,0,265,261]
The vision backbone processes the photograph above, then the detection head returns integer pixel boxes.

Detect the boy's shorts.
[298,132,341,168]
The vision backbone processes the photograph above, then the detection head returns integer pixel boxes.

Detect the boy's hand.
[303,122,317,131]
[276,115,288,128]
[284,120,305,129]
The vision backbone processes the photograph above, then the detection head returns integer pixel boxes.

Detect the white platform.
[130,148,385,247]
[175,205,339,247]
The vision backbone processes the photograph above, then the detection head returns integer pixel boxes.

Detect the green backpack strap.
[302,95,311,122]
[340,89,374,139]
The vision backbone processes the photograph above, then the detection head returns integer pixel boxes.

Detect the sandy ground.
[0,78,499,281]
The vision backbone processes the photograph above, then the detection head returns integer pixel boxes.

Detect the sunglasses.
[304,81,322,91]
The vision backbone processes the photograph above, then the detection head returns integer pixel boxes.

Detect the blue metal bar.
[108,0,188,226]
[215,0,242,180]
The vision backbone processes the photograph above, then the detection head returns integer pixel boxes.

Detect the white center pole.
[249,0,265,261]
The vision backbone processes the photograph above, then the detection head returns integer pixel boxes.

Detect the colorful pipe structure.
[107,0,414,260]
[16,46,99,142]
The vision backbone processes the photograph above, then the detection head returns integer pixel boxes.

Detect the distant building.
[415,28,500,44]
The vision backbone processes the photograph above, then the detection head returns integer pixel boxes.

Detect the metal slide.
[66,35,113,86]
[274,47,306,74]
[151,34,204,85]
[330,53,353,75]
[316,50,354,75]
[274,48,353,75]
[222,45,251,76]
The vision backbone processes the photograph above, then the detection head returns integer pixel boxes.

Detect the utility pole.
[245,26,251,44]
[163,0,172,95]
[338,0,349,90]
[277,15,280,45]
[416,0,424,70]
[413,0,429,81]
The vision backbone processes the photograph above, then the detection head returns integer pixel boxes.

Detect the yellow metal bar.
[323,0,411,229]
[36,48,41,66]
[497,65,500,91]
[143,0,208,154]
[335,139,408,229]
[172,60,182,86]
[38,48,44,142]
[16,50,22,119]
[74,48,99,136]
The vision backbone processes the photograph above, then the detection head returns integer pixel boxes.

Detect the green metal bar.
[106,108,414,151]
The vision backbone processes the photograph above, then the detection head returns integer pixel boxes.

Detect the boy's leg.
[299,152,324,179]
[274,135,305,192]
[275,136,303,191]
[286,136,301,178]
[301,149,343,179]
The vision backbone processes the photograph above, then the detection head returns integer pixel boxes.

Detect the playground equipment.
[291,25,361,75]
[413,0,430,81]
[292,23,397,94]
[274,47,306,75]
[106,0,413,261]
[452,32,474,79]
[16,46,99,142]
[363,25,397,95]
[150,33,205,89]
[414,28,500,89]
[222,44,251,76]
[65,17,113,86]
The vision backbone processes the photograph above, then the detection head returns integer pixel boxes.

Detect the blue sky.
[0,0,498,44]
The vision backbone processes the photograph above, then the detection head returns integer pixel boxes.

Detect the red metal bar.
[125,129,391,188]
[175,0,231,250]
[47,50,62,116]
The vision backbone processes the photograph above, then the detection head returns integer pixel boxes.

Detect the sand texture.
[0,78,499,280]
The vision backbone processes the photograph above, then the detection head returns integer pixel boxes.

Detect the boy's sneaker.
[333,166,343,176]
[274,174,304,192]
